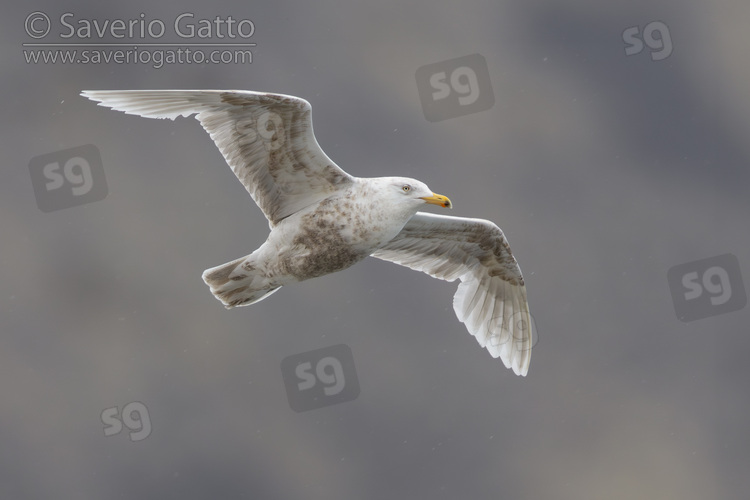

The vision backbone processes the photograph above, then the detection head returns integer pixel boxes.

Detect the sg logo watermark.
[488,310,539,352]
[29,144,107,212]
[235,111,285,152]
[668,253,746,322]
[623,21,673,61]
[101,401,152,442]
[415,53,495,122]
[281,344,360,412]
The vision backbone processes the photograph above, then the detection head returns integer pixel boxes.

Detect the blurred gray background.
[3,0,750,498]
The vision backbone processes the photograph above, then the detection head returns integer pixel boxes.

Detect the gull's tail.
[202,255,281,309]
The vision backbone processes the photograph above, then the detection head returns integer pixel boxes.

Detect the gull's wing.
[371,212,533,376]
[81,90,354,226]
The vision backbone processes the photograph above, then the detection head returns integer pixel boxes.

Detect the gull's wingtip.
[78,90,207,120]
[80,90,108,104]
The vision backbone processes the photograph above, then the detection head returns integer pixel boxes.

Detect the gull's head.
[383,177,452,210]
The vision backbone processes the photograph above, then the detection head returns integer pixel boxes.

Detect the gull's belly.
[267,213,385,281]
[285,238,370,281]
[264,195,410,281]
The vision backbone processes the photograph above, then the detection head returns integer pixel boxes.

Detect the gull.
[81,89,534,375]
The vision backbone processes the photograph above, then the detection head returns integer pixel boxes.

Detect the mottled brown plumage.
[81,89,534,375]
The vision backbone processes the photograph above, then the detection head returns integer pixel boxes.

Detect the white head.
[376,176,452,215]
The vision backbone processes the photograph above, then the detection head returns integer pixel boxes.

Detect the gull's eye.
[402,185,411,193]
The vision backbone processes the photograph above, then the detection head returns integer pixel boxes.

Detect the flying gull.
[81,90,534,376]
